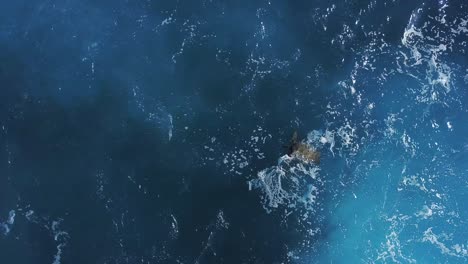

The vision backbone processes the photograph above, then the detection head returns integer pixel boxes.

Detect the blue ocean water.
[0,0,467,263]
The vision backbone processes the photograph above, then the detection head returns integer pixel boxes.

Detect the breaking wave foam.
[249,153,322,216]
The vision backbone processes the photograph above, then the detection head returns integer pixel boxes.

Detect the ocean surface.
[0,0,467,263]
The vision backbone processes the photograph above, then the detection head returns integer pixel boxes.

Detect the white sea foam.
[249,154,321,214]
[377,231,416,263]
[51,220,69,264]
[1,210,15,235]
[7,210,15,225]
[415,205,433,219]
[170,214,179,239]
[446,121,453,131]
[168,114,173,141]
[422,228,468,258]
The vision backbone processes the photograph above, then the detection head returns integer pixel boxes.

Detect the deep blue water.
[0,0,467,263]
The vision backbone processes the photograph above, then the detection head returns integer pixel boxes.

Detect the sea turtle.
[286,131,320,164]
